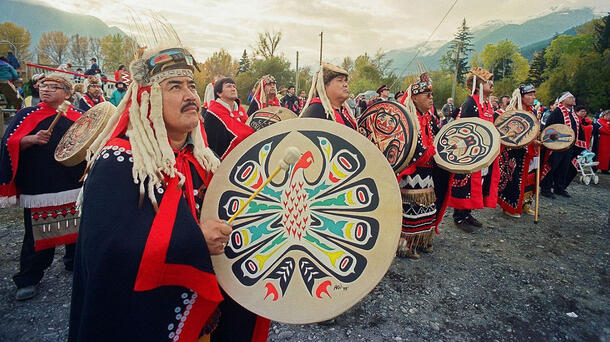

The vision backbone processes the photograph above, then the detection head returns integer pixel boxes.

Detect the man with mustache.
[0,73,85,301]
[69,46,270,341]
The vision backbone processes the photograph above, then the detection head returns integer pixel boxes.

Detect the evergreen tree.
[594,13,610,54]
[440,19,473,84]
[526,48,546,87]
[238,49,250,74]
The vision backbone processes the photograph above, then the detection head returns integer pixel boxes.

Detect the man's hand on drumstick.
[200,218,232,255]
[20,130,51,150]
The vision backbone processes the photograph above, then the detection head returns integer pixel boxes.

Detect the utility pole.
[319,31,323,65]
[451,42,461,102]
[294,51,299,96]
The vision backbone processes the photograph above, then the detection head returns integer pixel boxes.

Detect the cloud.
[22,0,610,68]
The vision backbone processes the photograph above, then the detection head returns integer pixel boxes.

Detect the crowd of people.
[0,35,608,341]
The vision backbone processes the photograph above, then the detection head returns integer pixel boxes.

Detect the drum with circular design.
[245,106,298,131]
[434,118,500,174]
[55,102,116,166]
[201,118,401,324]
[540,124,575,151]
[494,109,540,148]
[357,101,418,172]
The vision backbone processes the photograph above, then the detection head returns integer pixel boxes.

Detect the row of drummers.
[53,65,576,263]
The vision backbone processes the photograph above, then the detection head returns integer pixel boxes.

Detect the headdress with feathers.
[82,16,219,210]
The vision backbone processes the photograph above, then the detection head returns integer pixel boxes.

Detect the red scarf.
[83,93,105,108]
[471,94,494,121]
[309,98,357,128]
[558,103,586,148]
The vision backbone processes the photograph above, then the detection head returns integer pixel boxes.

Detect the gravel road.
[1,175,609,342]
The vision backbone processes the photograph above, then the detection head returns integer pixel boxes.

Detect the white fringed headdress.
[82,19,219,210]
[300,62,355,122]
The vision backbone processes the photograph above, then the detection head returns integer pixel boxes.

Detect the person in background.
[297,90,307,114]
[109,81,127,106]
[84,58,100,76]
[6,51,21,70]
[57,62,73,72]
[347,93,357,116]
[280,85,299,113]
[595,110,610,174]
[441,97,454,118]
[71,83,85,106]
[575,105,593,149]
[77,76,105,112]
[247,75,279,116]
[0,56,19,82]
[23,74,44,107]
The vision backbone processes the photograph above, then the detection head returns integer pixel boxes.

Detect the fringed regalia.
[396,109,451,256]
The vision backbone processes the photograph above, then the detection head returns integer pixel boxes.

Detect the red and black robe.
[300,98,357,130]
[0,102,85,250]
[447,95,500,210]
[203,99,254,159]
[77,92,105,112]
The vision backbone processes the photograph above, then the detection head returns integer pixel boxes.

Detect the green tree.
[0,22,31,63]
[594,13,609,54]
[234,55,293,103]
[440,18,473,84]
[479,40,528,82]
[194,49,239,96]
[238,49,250,74]
[349,53,382,94]
[526,48,546,87]
[341,56,354,74]
[100,34,136,74]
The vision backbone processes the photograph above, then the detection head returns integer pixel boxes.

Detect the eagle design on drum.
[218,134,380,300]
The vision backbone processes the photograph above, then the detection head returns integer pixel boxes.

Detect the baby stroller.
[576,150,599,185]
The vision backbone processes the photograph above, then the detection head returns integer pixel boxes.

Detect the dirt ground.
[0,174,609,342]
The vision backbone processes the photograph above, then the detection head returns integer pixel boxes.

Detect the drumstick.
[227,147,302,224]
[500,131,516,139]
[47,101,71,133]
[534,144,541,224]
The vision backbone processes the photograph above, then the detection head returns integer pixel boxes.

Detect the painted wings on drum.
[202,119,401,323]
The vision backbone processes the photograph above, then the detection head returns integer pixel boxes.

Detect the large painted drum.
[55,102,116,166]
[433,118,501,174]
[357,101,418,172]
[201,118,401,324]
[245,106,298,131]
[494,109,540,148]
[540,124,575,151]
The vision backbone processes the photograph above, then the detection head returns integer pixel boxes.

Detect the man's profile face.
[264,82,277,98]
[381,89,389,98]
[160,76,201,137]
[483,80,494,95]
[288,87,295,95]
[523,92,536,107]
[299,91,306,97]
[219,82,238,102]
[577,109,587,118]
[412,92,433,112]
[565,96,576,106]
[325,75,349,105]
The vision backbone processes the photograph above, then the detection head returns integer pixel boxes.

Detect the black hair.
[214,77,236,99]
[91,57,97,62]
[288,85,295,90]
[500,95,510,102]
[575,105,586,112]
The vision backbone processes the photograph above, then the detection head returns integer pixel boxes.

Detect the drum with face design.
[55,102,116,166]
[433,118,501,174]
[202,118,401,323]
[494,109,540,148]
[245,106,298,131]
[357,101,418,173]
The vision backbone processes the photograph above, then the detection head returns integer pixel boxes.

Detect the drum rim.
[202,117,402,323]
[54,102,116,166]
[433,117,501,174]
[494,109,540,148]
[357,100,418,173]
[245,105,298,128]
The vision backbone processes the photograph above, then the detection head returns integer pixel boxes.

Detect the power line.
[390,0,459,89]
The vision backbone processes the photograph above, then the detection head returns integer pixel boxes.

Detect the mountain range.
[0,0,125,46]
[386,8,598,75]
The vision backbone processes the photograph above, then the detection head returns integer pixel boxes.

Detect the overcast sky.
[24,0,610,67]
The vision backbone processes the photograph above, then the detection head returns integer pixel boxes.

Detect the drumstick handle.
[47,101,71,133]
[227,166,282,224]
[534,145,541,224]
